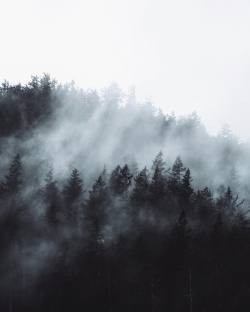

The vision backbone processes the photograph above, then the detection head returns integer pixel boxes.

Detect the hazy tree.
[63,168,83,203]
[63,168,83,224]
[120,164,133,193]
[85,170,109,253]
[151,151,165,174]
[110,165,121,194]
[216,186,244,221]
[110,164,133,196]
[43,169,61,226]
[169,156,186,188]
[4,154,23,195]
[181,168,193,205]
[149,152,167,204]
[131,167,150,205]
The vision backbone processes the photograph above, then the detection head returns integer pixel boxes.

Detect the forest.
[0,75,250,311]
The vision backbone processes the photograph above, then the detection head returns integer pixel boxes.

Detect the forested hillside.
[0,75,250,311]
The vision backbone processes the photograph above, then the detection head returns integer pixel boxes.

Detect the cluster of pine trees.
[1,76,250,311]
[0,151,249,312]
[0,75,56,136]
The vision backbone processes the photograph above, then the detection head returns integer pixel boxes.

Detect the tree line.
[0,151,249,312]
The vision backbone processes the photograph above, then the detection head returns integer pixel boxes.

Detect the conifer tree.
[4,153,23,195]
[110,164,133,196]
[43,169,61,226]
[63,168,83,204]
[181,168,193,205]
[131,167,150,205]
[86,170,108,252]
[151,151,165,173]
[169,156,186,187]
[149,152,167,203]
[63,168,83,224]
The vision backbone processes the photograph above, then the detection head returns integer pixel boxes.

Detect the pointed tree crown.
[171,156,186,184]
[5,153,23,194]
[64,168,83,203]
[110,164,133,195]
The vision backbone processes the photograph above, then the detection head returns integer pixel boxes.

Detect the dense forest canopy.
[0,74,249,192]
[0,75,250,311]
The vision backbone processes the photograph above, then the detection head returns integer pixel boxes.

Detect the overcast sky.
[0,0,250,138]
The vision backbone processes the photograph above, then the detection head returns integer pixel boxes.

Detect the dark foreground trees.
[0,152,249,312]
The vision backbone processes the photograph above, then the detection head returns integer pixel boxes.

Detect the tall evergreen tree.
[4,154,23,195]
[86,170,108,252]
[216,186,244,221]
[131,167,150,205]
[63,168,83,203]
[169,156,186,187]
[110,164,133,196]
[151,151,166,173]
[110,165,122,195]
[43,169,61,226]
[149,152,168,204]
[180,168,193,207]
[63,168,83,224]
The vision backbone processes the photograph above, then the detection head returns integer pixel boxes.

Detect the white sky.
[0,0,250,138]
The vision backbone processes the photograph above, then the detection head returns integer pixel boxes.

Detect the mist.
[0,76,250,311]
[1,0,250,139]
[1,76,249,193]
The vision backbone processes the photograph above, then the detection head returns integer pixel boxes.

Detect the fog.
[1,1,250,309]
[0,79,249,309]
[1,0,250,138]
[1,78,250,200]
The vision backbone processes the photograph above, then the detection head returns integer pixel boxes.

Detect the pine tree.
[4,154,23,195]
[149,152,167,204]
[216,186,244,220]
[63,168,83,203]
[110,165,122,194]
[151,151,165,174]
[170,156,186,186]
[131,167,150,205]
[86,170,108,252]
[63,168,83,224]
[43,169,61,226]
[120,164,133,193]
[181,168,193,205]
[110,164,133,196]
[88,171,107,208]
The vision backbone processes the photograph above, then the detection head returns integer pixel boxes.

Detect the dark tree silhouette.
[169,156,186,190]
[110,164,133,196]
[63,168,83,203]
[131,167,150,205]
[63,168,83,224]
[43,169,61,227]
[180,168,193,207]
[149,152,167,204]
[85,171,108,251]
[3,153,22,195]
